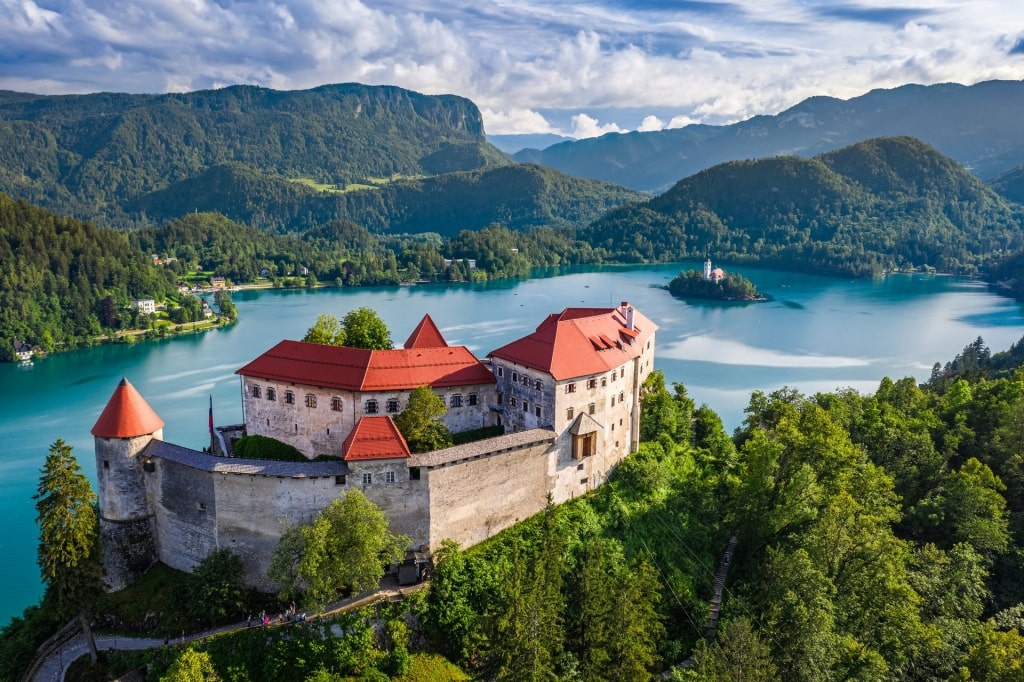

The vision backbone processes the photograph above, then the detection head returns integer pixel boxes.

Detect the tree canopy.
[393,386,452,453]
[269,490,408,607]
[33,439,103,662]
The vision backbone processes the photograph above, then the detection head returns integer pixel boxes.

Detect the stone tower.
[92,377,163,590]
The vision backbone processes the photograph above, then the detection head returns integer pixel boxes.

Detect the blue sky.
[2,0,1023,137]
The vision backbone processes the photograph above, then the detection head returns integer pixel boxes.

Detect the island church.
[93,302,657,591]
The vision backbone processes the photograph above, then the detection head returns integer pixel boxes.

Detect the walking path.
[28,581,423,682]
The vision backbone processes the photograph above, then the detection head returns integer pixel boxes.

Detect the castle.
[92,302,657,591]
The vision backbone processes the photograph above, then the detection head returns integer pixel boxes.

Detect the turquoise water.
[3,262,1024,625]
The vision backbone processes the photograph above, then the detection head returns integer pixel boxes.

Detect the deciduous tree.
[342,306,392,350]
[269,490,408,607]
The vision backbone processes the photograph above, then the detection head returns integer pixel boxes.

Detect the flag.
[209,395,214,434]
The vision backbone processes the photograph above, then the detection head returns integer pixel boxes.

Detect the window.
[565,383,577,394]
[588,403,596,415]
[251,385,261,398]
[535,405,542,418]
[522,400,529,412]
[331,397,342,411]
[497,391,503,405]
[387,398,400,413]
[305,394,317,408]
[284,391,295,405]
[601,378,607,387]
[362,472,372,486]
[587,378,597,389]
[611,396,616,406]
[619,391,625,402]
[385,471,396,485]
[510,396,518,408]
[365,399,379,414]
[497,366,504,377]
[521,375,530,386]
[103,460,109,469]
[468,393,478,406]
[267,387,277,401]
[512,370,519,382]
[611,370,617,381]
[409,467,421,481]
[567,407,574,420]
[450,394,463,408]
[335,475,346,485]
[534,380,542,391]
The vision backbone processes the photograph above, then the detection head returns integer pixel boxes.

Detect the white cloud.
[480,107,557,135]
[570,112,624,139]
[637,115,665,132]
[1,0,1024,127]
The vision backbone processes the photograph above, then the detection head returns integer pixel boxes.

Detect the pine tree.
[33,439,104,662]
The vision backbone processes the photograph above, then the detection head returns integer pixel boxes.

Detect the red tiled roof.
[404,314,448,349]
[489,303,657,381]
[343,416,410,461]
[92,377,165,438]
[237,340,495,392]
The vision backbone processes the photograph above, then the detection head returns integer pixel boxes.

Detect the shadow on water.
[778,300,805,310]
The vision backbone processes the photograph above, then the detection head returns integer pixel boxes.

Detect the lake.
[3,262,1024,626]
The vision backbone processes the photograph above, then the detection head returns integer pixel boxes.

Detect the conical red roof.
[403,314,448,349]
[91,377,164,438]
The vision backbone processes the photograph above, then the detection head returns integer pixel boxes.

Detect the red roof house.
[342,417,411,461]
[488,303,656,381]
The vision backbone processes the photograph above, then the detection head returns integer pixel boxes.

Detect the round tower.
[92,377,164,590]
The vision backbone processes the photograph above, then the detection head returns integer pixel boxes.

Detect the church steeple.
[92,377,164,439]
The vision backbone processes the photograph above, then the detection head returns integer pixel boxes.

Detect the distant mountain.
[579,137,1024,277]
[0,83,510,226]
[515,80,1024,192]
[990,166,1024,205]
[488,133,574,154]
[129,163,647,235]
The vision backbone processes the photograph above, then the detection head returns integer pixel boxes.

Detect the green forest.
[0,194,177,359]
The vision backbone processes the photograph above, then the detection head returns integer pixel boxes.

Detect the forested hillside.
[990,165,1024,205]
[0,83,509,227]
[133,212,605,287]
[581,137,1024,277]
[128,163,647,234]
[515,79,1024,192]
[0,194,175,358]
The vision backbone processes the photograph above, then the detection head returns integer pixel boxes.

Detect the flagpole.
[209,394,214,454]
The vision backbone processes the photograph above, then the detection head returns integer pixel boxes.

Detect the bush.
[232,435,305,461]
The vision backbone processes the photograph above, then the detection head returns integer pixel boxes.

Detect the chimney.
[626,305,635,331]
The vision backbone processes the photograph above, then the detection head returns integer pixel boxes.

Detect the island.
[667,258,766,302]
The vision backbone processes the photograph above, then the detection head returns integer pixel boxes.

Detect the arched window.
[305,394,317,408]
[267,387,277,401]
[251,385,261,399]
[365,399,379,414]
[386,398,400,413]
[450,394,463,408]
[331,397,342,411]
[284,391,295,405]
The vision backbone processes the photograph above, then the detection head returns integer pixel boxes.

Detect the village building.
[92,303,657,592]
[133,299,156,315]
[12,338,33,362]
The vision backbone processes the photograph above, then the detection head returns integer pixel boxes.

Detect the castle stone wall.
[95,432,161,521]
[99,517,157,591]
[148,458,218,573]
[351,460,430,549]
[212,473,343,590]
[422,435,556,549]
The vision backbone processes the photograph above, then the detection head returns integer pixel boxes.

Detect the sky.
[3,0,1024,138]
